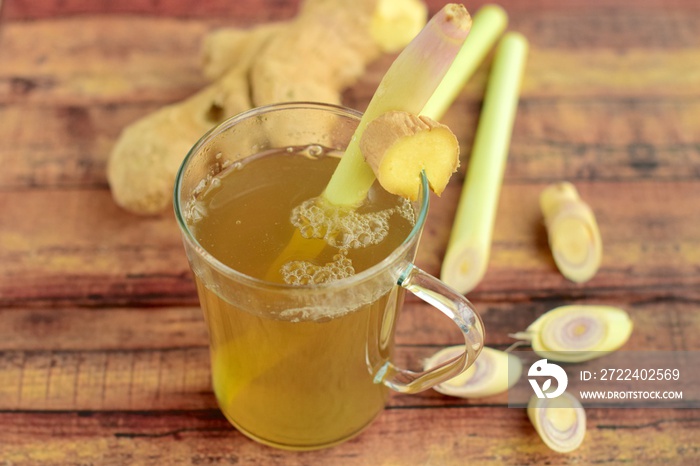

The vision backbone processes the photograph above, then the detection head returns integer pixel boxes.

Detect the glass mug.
[174,102,484,450]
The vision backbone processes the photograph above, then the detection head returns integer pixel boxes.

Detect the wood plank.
[0,347,215,411]
[0,104,141,189]
[1,0,698,463]
[1,180,698,306]
[0,307,208,351]
[421,179,700,300]
[4,0,700,20]
[0,18,211,106]
[1,0,302,21]
[0,408,696,465]
[2,0,698,111]
[3,97,700,189]
[1,298,696,353]
[2,10,700,106]
[0,190,195,307]
[0,296,695,411]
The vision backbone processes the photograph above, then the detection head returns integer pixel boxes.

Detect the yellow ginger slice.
[359,110,459,200]
[541,182,602,283]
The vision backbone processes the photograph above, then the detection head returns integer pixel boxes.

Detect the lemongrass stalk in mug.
[441,32,529,294]
[323,3,472,207]
[265,3,471,279]
[421,3,509,121]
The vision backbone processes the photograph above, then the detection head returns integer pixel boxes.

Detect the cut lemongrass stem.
[510,304,633,363]
[528,392,586,453]
[440,32,528,294]
[421,4,508,120]
[263,230,328,283]
[541,182,602,283]
[424,346,522,398]
[323,3,472,207]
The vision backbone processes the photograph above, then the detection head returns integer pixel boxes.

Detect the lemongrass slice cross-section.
[511,305,633,363]
[528,391,586,453]
[423,346,522,398]
[360,111,460,200]
[541,182,602,283]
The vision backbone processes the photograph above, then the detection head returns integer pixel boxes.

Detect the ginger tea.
[186,145,416,449]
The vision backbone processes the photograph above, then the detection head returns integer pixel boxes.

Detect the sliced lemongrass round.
[528,391,586,453]
[512,305,633,363]
[540,182,602,283]
[423,346,522,398]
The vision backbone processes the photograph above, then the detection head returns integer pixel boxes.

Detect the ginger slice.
[540,182,602,283]
[360,110,460,200]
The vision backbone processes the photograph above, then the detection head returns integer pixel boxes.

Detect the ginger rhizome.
[107,0,427,215]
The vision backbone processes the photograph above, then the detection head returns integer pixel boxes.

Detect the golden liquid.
[189,147,415,449]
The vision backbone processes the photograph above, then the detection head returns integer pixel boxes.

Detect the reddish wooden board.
[1,0,699,463]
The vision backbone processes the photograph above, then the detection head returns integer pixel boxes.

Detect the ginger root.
[107,0,427,215]
[200,23,283,81]
[360,110,459,200]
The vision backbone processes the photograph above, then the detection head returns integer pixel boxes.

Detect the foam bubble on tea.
[281,177,415,285]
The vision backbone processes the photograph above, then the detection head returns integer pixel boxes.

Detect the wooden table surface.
[1,0,699,464]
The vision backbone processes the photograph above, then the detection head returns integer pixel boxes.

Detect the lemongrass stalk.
[323,3,472,207]
[421,4,508,121]
[440,32,528,294]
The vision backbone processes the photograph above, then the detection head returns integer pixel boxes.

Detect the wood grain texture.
[1,0,699,463]
[0,299,695,412]
[0,409,697,465]
[4,179,698,306]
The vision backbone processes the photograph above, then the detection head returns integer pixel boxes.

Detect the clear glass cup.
[174,102,484,450]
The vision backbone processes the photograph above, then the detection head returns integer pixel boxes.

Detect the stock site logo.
[528,358,568,398]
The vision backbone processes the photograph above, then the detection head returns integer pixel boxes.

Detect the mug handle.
[376,263,485,394]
